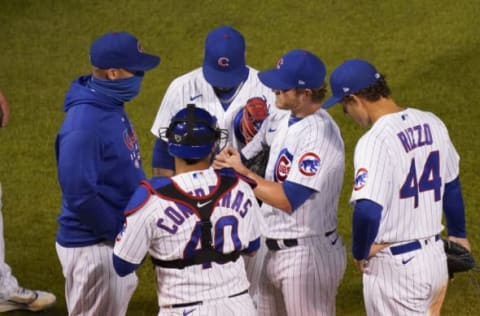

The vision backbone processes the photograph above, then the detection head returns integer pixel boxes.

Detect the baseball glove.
[244,142,270,177]
[240,96,269,144]
[443,238,476,278]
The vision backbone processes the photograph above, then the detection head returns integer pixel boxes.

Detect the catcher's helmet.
[162,104,228,159]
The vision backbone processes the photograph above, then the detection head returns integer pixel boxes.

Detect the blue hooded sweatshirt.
[55,75,146,247]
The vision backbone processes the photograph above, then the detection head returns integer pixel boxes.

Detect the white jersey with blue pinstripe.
[150,67,279,150]
[242,108,346,316]
[113,167,262,307]
[149,66,284,308]
[257,109,345,239]
[350,108,459,242]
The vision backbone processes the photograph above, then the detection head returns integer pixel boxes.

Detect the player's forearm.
[443,177,467,238]
[352,199,382,260]
[242,169,291,212]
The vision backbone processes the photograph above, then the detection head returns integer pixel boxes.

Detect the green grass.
[0,0,479,315]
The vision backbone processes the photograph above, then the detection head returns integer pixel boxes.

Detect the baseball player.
[323,59,471,315]
[0,89,56,312]
[215,50,347,316]
[113,105,262,316]
[150,25,286,304]
[55,32,160,316]
[150,25,283,177]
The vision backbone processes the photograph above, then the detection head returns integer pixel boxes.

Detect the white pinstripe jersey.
[244,109,345,239]
[150,67,280,149]
[350,108,460,242]
[113,167,262,305]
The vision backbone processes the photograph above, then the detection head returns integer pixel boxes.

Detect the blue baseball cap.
[258,49,326,90]
[90,32,160,72]
[322,59,381,109]
[202,26,249,88]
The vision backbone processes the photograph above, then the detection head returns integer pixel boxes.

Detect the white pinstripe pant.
[56,241,138,316]
[0,182,20,300]
[258,236,346,316]
[362,237,448,315]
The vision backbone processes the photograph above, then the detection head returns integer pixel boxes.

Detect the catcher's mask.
[160,104,228,159]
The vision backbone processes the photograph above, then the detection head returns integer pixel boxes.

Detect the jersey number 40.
[184,216,241,268]
[400,151,442,208]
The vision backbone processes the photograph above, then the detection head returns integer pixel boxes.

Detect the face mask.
[89,72,145,103]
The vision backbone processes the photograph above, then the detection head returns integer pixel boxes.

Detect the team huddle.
[51,26,471,316]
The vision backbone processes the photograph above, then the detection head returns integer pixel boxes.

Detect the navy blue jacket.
[55,75,145,246]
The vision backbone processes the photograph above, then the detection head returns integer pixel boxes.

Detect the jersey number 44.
[400,150,441,208]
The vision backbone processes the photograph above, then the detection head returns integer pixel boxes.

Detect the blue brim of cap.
[127,54,160,72]
[202,65,249,88]
[258,69,294,90]
[322,96,342,109]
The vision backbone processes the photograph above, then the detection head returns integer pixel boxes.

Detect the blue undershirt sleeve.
[152,138,174,170]
[282,181,315,211]
[352,199,382,260]
[242,237,261,254]
[112,254,140,277]
[443,177,467,237]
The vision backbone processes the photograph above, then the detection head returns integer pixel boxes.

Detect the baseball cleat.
[0,288,56,312]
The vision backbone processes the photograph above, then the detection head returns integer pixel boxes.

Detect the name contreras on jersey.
[156,189,252,234]
[397,123,433,153]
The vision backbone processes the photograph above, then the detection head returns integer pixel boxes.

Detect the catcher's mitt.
[443,238,476,278]
[244,142,270,177]
[240,96,269,144]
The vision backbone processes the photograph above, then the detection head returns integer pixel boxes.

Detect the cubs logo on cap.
[202,26,249,88]
[90,31,160,72]
[258,49,326,91]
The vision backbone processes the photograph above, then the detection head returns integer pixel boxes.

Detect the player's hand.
[354,259,370,273]
[448,236,471,252]
[368,242,391,257]
[0,90,11,128]
[213,146,249,175]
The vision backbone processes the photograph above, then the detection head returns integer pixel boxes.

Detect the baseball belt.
[160,289,248,309]
[390,234,440,255]
[266,229,337,251]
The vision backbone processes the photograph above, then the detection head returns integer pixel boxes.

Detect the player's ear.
[105,68,118,80]
[105,68,132,80]
[211,142,219,154]
[350,95,363,107]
